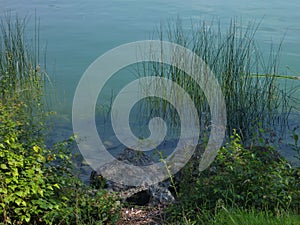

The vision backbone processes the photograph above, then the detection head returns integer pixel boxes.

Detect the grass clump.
[166,206,300,225]
[0,15,46,121]
[138,18,292,143]
[211,207,300,225]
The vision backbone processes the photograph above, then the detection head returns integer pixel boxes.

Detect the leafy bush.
[45,186,121,225]
[0,102,59,224]
[43,136,121,225]
[168,130,300,221]
[0,15,121,224]
[0,101,121,225]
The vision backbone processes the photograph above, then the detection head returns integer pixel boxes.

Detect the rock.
[117,147,153,166]
[90,147,175,206]
[148,184,175,206]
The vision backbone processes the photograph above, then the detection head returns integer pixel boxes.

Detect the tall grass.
[0,14,48,134]
[137,19,292,143]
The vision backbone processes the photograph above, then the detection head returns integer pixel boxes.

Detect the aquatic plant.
[137,19,293,143]
[0,14,49,133]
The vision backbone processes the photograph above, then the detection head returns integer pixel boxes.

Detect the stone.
[90,147,175,206]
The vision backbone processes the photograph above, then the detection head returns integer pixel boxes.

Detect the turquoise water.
[2,0,299,112]
[1,1,300,164]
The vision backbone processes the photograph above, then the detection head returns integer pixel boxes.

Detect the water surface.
[1,0,299,165]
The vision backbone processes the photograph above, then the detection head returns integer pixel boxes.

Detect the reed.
[0,14,48,132]
[137,19,294,143]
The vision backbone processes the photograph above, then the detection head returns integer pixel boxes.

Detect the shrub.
[168,130,300,221]
[0,102,60,224]
[43,136,121,225]
[0,15,121,225]
[0,101,122,225]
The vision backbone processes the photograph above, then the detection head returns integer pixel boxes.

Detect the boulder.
[90,147,175,206]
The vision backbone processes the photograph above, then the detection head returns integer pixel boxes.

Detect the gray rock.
[90,147,175,206]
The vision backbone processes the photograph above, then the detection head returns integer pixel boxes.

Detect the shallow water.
[2,1,300,170]
[2,0,299,107]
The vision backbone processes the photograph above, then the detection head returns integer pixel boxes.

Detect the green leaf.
[33,145,40,153]
[15,198,22,206]
[24,215,31,223]
[0,164,8,169]
[15,191,25,197]
[53,183,60,189]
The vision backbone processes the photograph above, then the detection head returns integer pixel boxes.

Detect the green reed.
[0,14,49,133]
[137,18,294,143]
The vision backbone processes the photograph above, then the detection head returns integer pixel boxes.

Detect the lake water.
[1,1,300,169]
